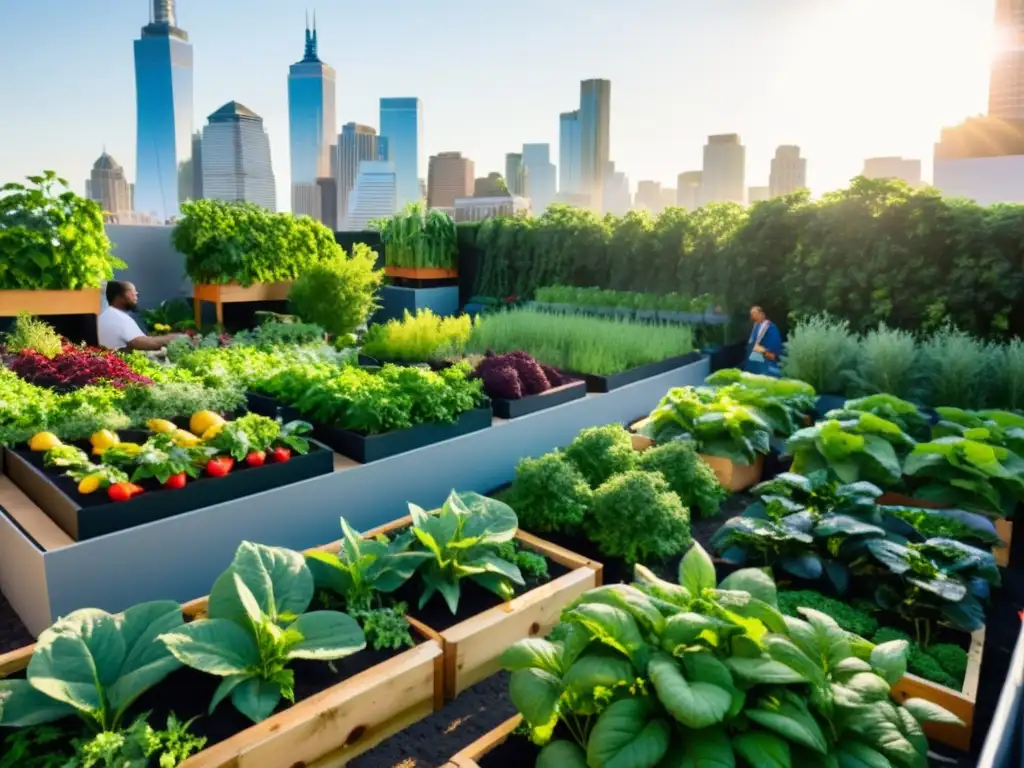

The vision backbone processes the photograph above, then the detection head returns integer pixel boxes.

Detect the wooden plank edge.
[449,714,523,767]
[516,528,593,571]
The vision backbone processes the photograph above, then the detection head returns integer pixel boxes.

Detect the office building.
[505,153,528,197]
[701,134,745,205]
[661,188,677,210]
[769,145,807,198]
[522,143,557,213]
[86,152,133,217]
[346,160,397,230]
[454,195,530,222]
[862,157,922,186]
[380,97,423,208]
[317,177,337,230]
[134,0,193,222]
[288,15,336,220]
[990,0,1024,119]
[579,79,611,210]
[934,116,1024,204]
[676,171,701,210]
[635,181,664,213]
[748,186,770,204]
[336,123,379,229]
[603,161,631,215]
[559,110,581,194]
[427,152,474,209]
[201,101,276,211]
[475,172,508,197]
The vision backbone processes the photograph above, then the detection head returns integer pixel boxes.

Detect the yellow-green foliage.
[361,309,473,363]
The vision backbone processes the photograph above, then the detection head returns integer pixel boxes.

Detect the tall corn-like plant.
[846,323,919,399]
[916,323,993,409]
[780,314,858,395]
[373,204,456,270]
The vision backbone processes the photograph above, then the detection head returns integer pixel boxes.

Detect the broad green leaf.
[682,652,734,691]
[869,640,908,685]
[500,638,564,675]
[648,652,731,729]
[660,726,736,767]
[799,608,853,670]
[573,585,665,635]
[536,739,588,768]
[679,542,717,595]
[662,612,723,649]
[835,741,890,768]
[563,655,637,711]
[834,657,874,677]
[0,679,77,726]
[838,672,891,703]
[725,657,807,684]
[208,542,314,626]
[747,698,828,755]
[564,603,645,663]
[587,698,670,768]
[159,618,261,675]
[901,698,964,726]
[733,731,791,768]
[471,552,526,585]
[286,611,366,660]
[455,492,519,544]
[231,676,283,723]
[718,568,778,607]
[209,673,249,714]
[28,608,125,716]
[509,668,562,743]
[763,635,826,688]
[305,550,354,596]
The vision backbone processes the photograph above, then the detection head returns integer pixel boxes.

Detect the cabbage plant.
[159,542,365,723]
[787,412,915,486]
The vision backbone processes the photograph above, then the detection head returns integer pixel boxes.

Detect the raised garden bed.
[1,435,334,540]
[567,350,703,393]
[0,288,102,317]
[0,592,444,767]
[193,281,292,327]
[356,515,602,699]
[384,266,458,280]
[445,714,523,767]
[491,380,587,419]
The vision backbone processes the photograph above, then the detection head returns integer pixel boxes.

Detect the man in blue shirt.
[745,305,782,376]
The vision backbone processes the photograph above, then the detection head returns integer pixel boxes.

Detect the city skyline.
[0,0,997,210]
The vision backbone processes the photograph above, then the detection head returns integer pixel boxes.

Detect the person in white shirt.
[98,281,183,351]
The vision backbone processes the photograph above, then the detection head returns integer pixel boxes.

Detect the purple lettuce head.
[540,364,565,387]
[478,360,523,400]
[504,351,550,395]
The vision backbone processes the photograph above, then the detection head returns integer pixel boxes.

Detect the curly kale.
[506,451,593,534]
[777,590,879,638]
[590,470,691,565]
[638,440,728,518]
[355,605,415,651]
[564,424,638,488]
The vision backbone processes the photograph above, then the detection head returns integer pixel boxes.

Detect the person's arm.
[125,333,181,351]
[754,323,783,360]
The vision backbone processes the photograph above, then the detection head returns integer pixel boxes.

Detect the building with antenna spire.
[133,0,194,223]
[288,11,336,221]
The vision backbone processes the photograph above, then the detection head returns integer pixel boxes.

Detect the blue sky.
[0,0,996,208]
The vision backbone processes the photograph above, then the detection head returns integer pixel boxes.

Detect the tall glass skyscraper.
[134,0,193,222]
[579,79,611,211]
[379,98,423,209]
[288,16,336,220]
[559,111,581,195]
[202,102,277,211]
[335,123,379,230]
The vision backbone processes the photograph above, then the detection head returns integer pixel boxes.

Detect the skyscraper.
[288,15,336,220]
[579,79,611,210]
[522,143,557,213]
[505,153,528,196]
[990,0,1024,119]
[201,101,277,211]
[380,97,423,208]
[603,161,631,216]
[862,157,922,187]
[336,123,379,229]
[769,145,807,198]
[635,181,664,213]
[748,186,770,204]
[86,152,133,217]
[559,111,581,195]
[427,152,474,209]
[346,161,397,230]
[134,0,193,222]
[676,171,702,210]
[701,134,746,205]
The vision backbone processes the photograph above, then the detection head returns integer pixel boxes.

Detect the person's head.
[750,305,767,324]
[106,280,138,311]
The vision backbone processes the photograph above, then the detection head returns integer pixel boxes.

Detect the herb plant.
[504,451,593,534]
[916,323,992,410]
[780,314,859,395]
[288,245,383,338]
[3,313,63,358]
[563,424,638,487]
[636,440,727,518]
[373,203,458,270]
[590,470,691,564]
[846,323,920,399]
[360,309,472,363]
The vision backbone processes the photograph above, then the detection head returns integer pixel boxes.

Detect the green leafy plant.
[931,406,1024,455]
[916,323,993,409]
[360,309,473,363]
[705,368,816,438]
[590,470,691,564]
[780,314,859,395]
[787,412,915,486]
[640,386,771,465]
[0,171,125,290]
[563,424,638,487]
[827,393,931,441]
[504,451,594,534]
[141,299,197,333]
[884,504,1001,547]
[636,440,727,518]
[158,542,366,723]
[846,323,919,399]
[402,491,524,613]
[990,338,1024,411]
[0,601,184,731]
[777,589,879,638]
[233,320,326,347]
[125,433,206,485]
[3,313,63,358]
[288,245,384,339]
[373,203,457,270]
[119,381,245,426]
[69,713,206,768]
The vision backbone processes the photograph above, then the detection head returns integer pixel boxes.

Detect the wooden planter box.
[356,516,603,699]
[0,587,444,767]
[0,288,102,317]
[384,266,458,280]
[193,281,293,327]
[889,627,984,752]
[878,491,1012,568]
[446,715,523,767]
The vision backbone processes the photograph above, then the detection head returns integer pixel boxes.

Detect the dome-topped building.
[86,150,133,217]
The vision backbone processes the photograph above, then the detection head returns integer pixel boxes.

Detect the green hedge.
[463,177,1024,339]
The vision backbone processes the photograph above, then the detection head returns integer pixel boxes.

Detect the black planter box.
[309,403,493,463]
[568,351,703,393]
[2,439,334,541]
[703,341,747,373]
[491,380,587,419]
[246,391,284,418]
[813,393,848,420]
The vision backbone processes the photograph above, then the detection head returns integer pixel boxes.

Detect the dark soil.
[0,591,33,654]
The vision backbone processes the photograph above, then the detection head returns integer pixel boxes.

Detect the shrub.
[563,424,638,487]
[637,440,727,518]
[989,338,1024,411]
[781,314,858,395]
[590,470,691,564]
[505,452,593,534]
[916,323,992,409]
[360,309,472,363]
[777,590,879,638]
[847,323,919,399]
[289,245,383,339]
[2,313,63,358]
